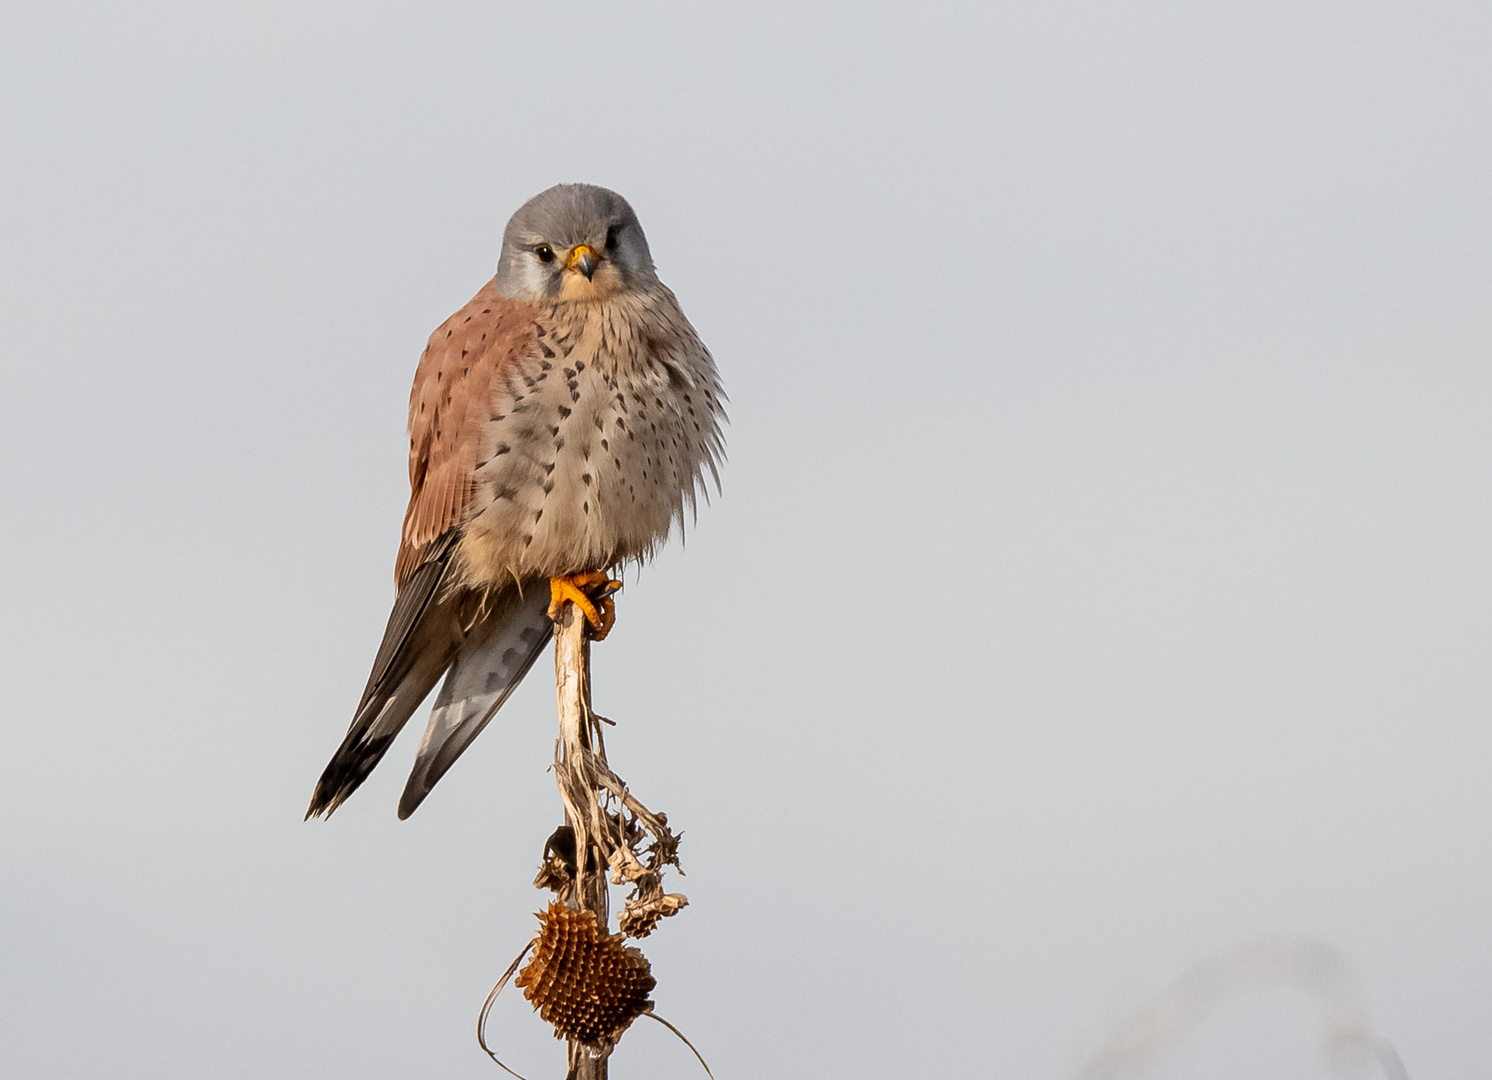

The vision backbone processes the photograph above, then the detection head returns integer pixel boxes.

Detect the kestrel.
[307,184,725,820]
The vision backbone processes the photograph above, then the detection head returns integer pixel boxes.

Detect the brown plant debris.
[537,746,689,937]
[514,901,657,1046]
[616,865,689,939]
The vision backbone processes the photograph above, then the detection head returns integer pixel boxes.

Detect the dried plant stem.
[552,601,609,1080]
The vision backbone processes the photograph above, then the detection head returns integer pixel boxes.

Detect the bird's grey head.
[495,184,658,303]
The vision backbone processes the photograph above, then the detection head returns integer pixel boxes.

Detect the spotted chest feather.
[455,286,724,587]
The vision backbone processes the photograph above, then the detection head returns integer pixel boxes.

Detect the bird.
[307,183,725,821]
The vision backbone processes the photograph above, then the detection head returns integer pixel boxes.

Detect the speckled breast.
[458,291,723,586]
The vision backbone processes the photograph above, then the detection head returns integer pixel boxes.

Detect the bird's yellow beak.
[565,244,598,280]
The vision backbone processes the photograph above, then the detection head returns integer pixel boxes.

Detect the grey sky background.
[2,2,1489,1077]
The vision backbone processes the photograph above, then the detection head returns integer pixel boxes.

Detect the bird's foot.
[548,572,621,641]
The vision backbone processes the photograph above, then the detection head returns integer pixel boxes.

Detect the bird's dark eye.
[535,245,555,263]
[604,226,620,251]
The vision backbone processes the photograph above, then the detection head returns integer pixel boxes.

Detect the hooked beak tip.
[567,245,598,281]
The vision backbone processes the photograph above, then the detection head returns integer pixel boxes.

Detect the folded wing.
[305,534,466,819]
[308,284,543,819]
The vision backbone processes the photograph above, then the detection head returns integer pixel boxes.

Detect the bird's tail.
[397,586,553,819]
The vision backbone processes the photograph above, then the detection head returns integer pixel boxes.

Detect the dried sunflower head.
[515,902,656,1046]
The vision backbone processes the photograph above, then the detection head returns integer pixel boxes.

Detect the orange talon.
[591,594,616,641]
[548,572,621,641]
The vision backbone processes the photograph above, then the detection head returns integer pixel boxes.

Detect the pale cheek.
[508,261,560,301]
